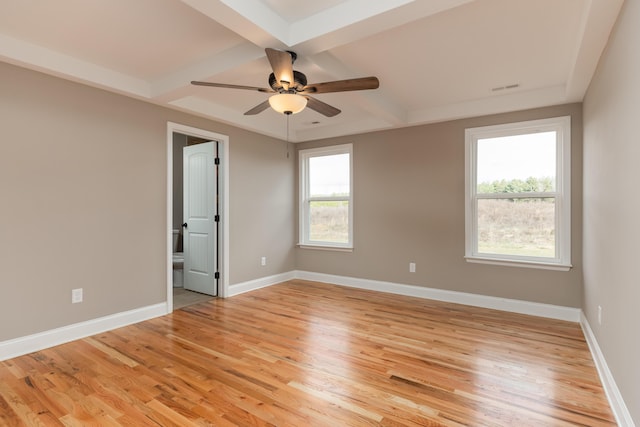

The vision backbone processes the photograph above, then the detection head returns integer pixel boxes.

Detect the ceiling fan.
[191,48,379,117]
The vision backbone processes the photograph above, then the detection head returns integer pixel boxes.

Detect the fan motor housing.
[269,70,307,92]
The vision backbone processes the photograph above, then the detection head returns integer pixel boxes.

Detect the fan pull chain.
[286,112,291,158]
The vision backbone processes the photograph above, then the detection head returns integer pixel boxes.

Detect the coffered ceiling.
[0,0,624,141]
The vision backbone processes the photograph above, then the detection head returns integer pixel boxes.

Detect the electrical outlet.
[261,256,266,266]
[598,305,602,325]
[409,262,416,273]
[72,288,83,304]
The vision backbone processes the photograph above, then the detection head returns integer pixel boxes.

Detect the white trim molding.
[298,144,353,250]
[227,271,297,297]
[166,122,231,305]
[580,313,636,427]
[294,270,581,322]
[0,303,167,362]
[464,116,572,270]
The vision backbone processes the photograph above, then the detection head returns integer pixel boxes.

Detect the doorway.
[166,123,229,312]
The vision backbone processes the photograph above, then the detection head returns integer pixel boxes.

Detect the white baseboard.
[0,270,297,362]
[580,313,636,427]
[227,271,296,297]
[294,270,581,322]
[0,303,167,362]
[0,271,581,361]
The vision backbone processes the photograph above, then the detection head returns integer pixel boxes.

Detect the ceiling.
[0,0,624,142]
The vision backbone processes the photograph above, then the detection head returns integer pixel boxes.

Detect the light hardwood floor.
[0,280,615,426]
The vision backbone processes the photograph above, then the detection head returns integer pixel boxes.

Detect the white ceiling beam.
[170,95,284,139]
[179,0,287,49]
[217,0,290,44]
[564,0,625,102]
[149,43,265,101]
[408,85,568,126]
[292,0,475,54]
[295,116,394,142]
[289,0,414,46]
[0,33,149,98]
[309,51,407,125]
[182,0,474,54]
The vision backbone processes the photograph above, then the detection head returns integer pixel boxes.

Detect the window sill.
[298,244,353,253]
[465,256,572,271]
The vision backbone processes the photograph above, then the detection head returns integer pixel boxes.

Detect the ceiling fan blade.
[244,100,271,115]
[265,48,294,88]
[300,76,379,94]
[191,81,273,93]
[304,96,341,117]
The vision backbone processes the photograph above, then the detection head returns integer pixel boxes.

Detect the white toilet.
[172,229,184,287]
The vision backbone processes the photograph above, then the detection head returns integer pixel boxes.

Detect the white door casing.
[183,141,218,296]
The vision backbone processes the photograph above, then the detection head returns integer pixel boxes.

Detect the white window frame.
[464,116,571,271]
[299,144,353,250]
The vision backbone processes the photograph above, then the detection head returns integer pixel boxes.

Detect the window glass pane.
[309,200,349,243]
[309,153,349,197]
[477,198,555,258]
[477,132,556,193]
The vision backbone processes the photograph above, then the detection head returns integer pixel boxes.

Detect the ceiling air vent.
[491,83,520,92]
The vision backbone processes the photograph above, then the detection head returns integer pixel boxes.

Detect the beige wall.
[583,0,640,423]
[229,134,296,283]
[296,103,583,307]
[0,61,295,341]
[0,59,584,343]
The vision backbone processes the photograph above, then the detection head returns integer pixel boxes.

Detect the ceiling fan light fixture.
[192,48,378,117]
[269,93,307,115]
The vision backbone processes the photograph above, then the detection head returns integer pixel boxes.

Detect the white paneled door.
[183,141,218,296]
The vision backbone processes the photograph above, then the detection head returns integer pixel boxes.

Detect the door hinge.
[214,157,220,165]
[214,214,220,222]
[214,272,220,279]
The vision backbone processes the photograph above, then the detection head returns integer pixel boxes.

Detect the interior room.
[0,1,638,425]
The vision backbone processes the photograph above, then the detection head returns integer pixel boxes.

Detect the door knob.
[182,222,188,228]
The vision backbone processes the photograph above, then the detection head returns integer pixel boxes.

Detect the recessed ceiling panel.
[260,0,347,23]
[329,0,586,110]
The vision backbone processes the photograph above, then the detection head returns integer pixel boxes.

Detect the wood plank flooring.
[0,280,615,426]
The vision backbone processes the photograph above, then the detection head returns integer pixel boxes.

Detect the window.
[465,116,571,270]
[299,144,353,249]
